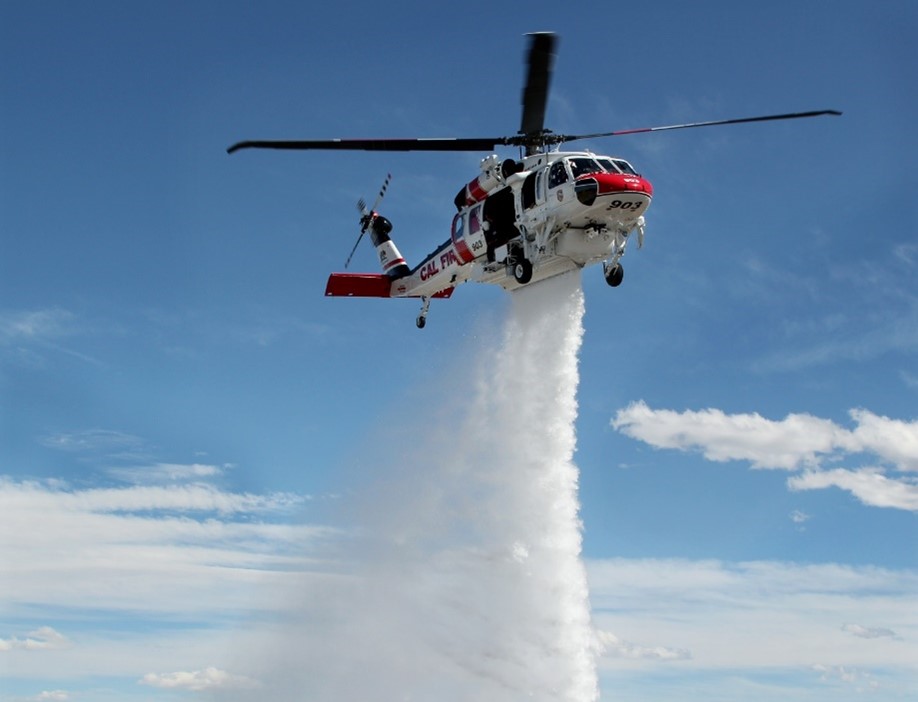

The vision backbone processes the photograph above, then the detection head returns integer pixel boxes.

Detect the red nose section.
[573,172,653,211]
[588,172,653,196]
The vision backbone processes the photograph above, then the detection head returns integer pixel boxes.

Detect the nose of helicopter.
[574,172,654,208]
[593,172,653,196]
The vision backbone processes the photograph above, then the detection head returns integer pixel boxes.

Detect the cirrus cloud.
[842,623,897,639]
[0,477,331,617]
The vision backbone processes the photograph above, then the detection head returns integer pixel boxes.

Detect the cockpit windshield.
[566,156,641,179]
[597,157,639,176]
[568,157,603,178]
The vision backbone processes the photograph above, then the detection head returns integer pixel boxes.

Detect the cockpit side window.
[548,161,569,189]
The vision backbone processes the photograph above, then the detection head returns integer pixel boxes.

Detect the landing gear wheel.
[512,258,533,284]
[604,263,624,287]
[416,296,430,329]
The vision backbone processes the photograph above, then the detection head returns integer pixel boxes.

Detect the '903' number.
[607,200,643,211]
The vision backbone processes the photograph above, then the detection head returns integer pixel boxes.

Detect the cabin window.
[548,161,568,189]
[469,204,481,233]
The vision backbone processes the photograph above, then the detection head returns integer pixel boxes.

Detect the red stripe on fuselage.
[467,179,488,204]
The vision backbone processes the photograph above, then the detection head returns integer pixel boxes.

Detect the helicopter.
[228,33,840,328]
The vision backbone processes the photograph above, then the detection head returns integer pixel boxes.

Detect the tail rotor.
[345,173,392,268]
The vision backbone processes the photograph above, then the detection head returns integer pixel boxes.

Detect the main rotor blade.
[227,110,841,155]
[227,137,508,154]
[556,109,842,143]
[519,32,557,138]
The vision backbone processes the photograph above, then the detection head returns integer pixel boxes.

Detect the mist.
[230,270,597,701]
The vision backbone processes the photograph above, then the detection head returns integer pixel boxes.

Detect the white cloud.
[595,630,691,661]
[0,308,103,365]
[588,558,918,680]
[8,555,915,699]
[893,243,918,267]
[140,667,259,691]
[842,623,897,639]
[4,472,915,700]
[753,300,918,372]
[812,664,880,691]
[849,408,918,471]
[789,468,918,511]
[108,462,225,484]
[31,691,70,701]
[2,478,302,515]
[610,400,847,470]
[42,430,236,484]
[0,477,330,617]
[0,627,71,652]
[611,401,918,510]
[40,429,147,455]
[0,308,74,343]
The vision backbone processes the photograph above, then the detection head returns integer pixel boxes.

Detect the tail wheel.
[604,263,624,287]
[513,258,533,284]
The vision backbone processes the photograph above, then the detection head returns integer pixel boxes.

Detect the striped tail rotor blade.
[346,174,392,268]
[370,173,391,213]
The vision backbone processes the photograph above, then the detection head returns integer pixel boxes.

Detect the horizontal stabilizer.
[325,273,456,299]
[325,273,392,297]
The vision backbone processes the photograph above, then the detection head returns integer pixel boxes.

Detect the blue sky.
[2,1,916,700]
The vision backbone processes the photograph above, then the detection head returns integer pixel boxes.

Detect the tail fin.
[345,174,409,279]
[365,214,410,280]
[328,175,413,298]
[325,214,409,298]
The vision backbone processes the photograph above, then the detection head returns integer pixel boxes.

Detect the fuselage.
[391,151,653,297]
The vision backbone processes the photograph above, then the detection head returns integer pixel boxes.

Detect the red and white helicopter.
[229,33,839,328]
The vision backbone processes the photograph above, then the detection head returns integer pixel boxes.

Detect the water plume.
[238,270,596,701]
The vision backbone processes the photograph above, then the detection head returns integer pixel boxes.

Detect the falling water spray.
[243,270,597,701]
